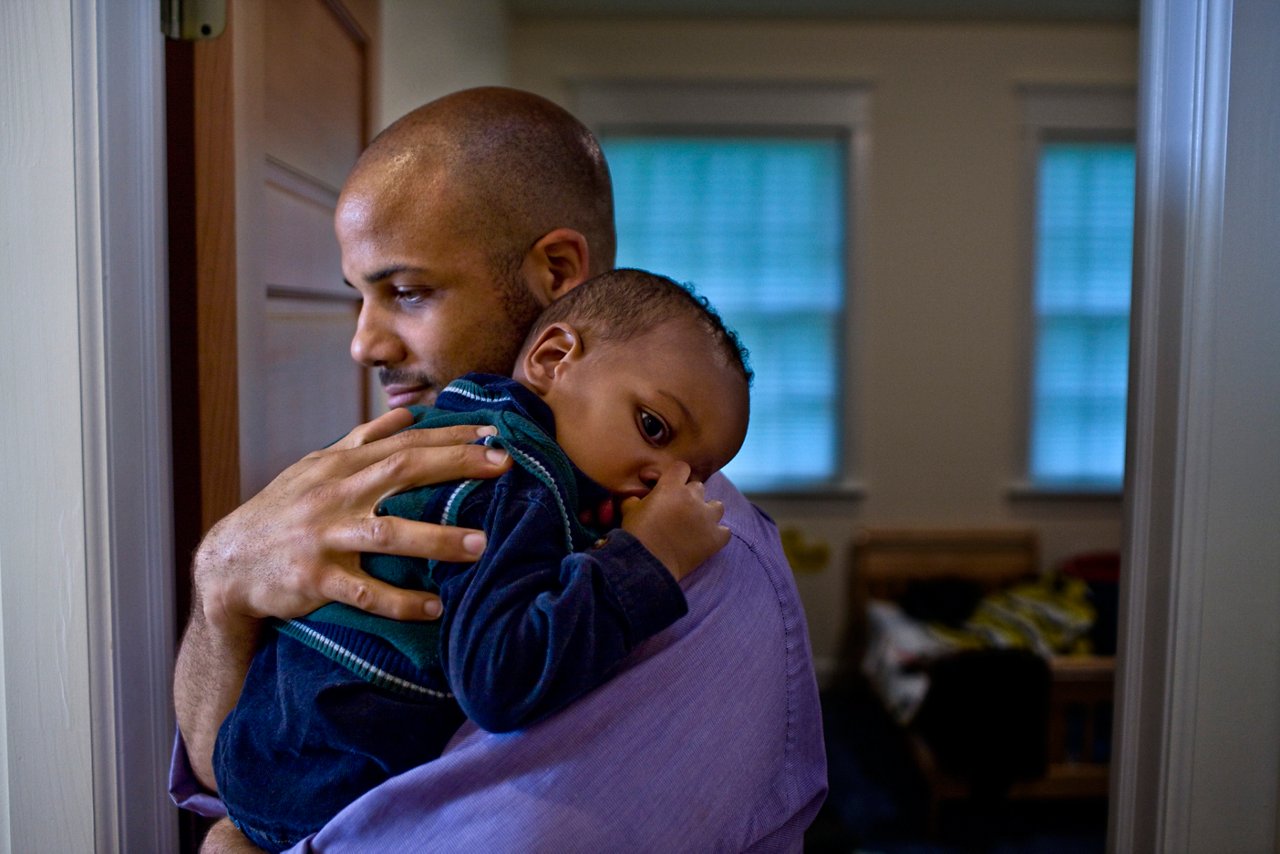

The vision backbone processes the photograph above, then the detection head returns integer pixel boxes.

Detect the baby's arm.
[438,469,730,733]
[616,461,729,582]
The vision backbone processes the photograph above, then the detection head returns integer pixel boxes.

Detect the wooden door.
[248,0,377,497]
[168,0,377,561]
[235,0,379,499]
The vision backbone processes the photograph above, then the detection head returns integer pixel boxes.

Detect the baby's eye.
[638,411,670,444]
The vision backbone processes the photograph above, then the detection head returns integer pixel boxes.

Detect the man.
[173,87,826,852]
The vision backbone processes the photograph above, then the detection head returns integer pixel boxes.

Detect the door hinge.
[161,0,226,41]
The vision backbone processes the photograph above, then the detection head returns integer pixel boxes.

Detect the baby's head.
[513,269,752,497]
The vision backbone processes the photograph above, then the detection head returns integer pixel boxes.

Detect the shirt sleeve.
[287,476,828,854]
[438,487,687,733]
[168,730,227,818]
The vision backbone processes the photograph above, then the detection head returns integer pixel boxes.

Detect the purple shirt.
[171,474,828,851]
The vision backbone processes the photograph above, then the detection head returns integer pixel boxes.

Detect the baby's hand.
[619,462,729,581]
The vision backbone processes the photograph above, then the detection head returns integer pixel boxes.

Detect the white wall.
[378,0,511,131]
[0,3,95,850]
[508,19,1137,672]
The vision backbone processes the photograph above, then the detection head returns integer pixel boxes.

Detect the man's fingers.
[334,408,416,449]
[330,513,487,563]
[317,565,444,621]
[328,420,500,468]
[337,441,512,506]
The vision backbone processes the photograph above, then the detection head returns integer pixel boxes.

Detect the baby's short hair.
[524,268,753,386]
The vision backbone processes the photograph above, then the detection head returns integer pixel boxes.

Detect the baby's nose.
[639,467,661,490]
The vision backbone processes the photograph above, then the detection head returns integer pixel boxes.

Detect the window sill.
[1006,481,1124,502]
[742,479,868,502]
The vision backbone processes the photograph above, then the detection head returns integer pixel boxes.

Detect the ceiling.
[504,0,1138,23]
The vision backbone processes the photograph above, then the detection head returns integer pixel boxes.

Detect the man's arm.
[199,819,263,854]
[173,409,513,790]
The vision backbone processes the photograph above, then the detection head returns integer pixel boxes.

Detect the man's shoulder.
[704,472,775,541]
[675,473,806,646]
[700,473,785,584]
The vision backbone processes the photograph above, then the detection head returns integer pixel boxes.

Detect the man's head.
[514,269,752,496]
[337,87,616,408]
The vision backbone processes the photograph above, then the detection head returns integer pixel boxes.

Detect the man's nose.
[350,303,404,367]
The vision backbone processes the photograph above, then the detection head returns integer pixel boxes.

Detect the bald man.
[173,88,826,853]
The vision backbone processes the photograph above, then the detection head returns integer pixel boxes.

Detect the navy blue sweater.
[280,374,687,732]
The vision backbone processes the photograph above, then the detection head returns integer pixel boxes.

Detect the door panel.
[263,162,346,299]
[264,298,365,478]
[239,0,376,496]
[264,0,366,191]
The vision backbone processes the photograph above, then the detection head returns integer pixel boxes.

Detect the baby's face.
[543,316,749,498]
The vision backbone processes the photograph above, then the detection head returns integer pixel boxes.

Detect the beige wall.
[378,0,510,131]
[508,19,1137,674]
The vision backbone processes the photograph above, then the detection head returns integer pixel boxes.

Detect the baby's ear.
[519,322,581,394]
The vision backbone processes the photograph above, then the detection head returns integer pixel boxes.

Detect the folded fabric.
[927,573,1095,657]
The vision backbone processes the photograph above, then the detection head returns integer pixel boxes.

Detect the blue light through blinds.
[1030,141,1135,487]
[600,135,845,490]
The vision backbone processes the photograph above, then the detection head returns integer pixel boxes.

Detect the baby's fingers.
[704,498,725,524]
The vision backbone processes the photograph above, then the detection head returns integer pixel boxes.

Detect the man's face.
[541,317,749,497]
[337,179,543,408]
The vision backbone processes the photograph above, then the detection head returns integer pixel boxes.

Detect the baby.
[213,268,753,851]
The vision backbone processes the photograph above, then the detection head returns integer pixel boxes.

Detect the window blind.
[600,135,846,490]
[1030,141,1135,487]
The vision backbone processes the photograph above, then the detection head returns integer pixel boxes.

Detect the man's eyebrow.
[346,264,430,286]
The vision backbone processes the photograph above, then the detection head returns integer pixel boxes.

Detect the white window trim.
[570,79,870,498]
[1009,85,1136,501]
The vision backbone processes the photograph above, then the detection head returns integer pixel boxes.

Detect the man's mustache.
[378,367,435,389]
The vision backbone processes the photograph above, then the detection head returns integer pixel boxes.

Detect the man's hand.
[175,408,512,792]
[195,409,512,632]
[618,462,729,581]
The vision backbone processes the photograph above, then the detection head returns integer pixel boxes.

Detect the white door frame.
[83,1,179,850]
[1112,0,1280,849]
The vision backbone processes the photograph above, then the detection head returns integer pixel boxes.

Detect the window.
[1030,142,1135,487]
[1021,88,1136,492]
[574,82,866,492]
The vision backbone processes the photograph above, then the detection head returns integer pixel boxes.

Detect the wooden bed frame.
[842,528,1114,802]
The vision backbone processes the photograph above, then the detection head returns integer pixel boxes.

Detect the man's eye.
[393,287,431,306]
[638,411,669,443]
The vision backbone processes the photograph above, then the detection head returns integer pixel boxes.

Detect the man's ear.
[519,322,582,394]
[520,228,591,305]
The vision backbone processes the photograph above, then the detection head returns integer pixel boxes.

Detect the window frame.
[571,79,870,497]
[1012,85,1137,500]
